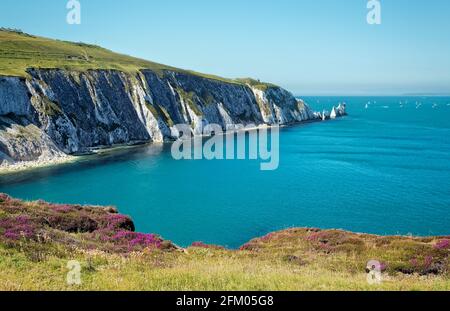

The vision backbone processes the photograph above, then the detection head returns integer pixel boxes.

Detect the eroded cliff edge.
[0,69,330,168]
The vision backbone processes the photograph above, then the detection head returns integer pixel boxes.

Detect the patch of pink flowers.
[410,256,434,269]
[105,214,132,229]
[260,233,275,242]
[0,215,36,240]
[4,230,21,240]
[0,194,23,212]
[424,256,433,268]
[379,262,388,272]
[192,241,210,248]
[435,239,450,250]
[239,243,254,251]
[113,230,161,249]
[51,204,74,213]
[305,231,327,241]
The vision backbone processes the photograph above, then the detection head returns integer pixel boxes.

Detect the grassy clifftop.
[0,28,275,89]
[0,194,449,290]
[0,29,171,77]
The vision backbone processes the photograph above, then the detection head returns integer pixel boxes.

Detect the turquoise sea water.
[1,96,450,248]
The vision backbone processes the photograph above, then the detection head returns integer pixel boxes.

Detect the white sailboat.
[330,107,337,119]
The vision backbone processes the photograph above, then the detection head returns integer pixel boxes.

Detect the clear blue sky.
[1,0,450,95]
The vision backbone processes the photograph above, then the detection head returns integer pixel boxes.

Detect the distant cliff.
[0,69,320,167]
[0,30,346,168]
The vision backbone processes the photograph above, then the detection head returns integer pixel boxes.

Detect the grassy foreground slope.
[0,28,273,87]
[0,194,449,291]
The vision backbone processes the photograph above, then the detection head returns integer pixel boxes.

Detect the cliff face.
[0,69,319,167]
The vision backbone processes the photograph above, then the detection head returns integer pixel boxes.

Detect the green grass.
[145,102,175,127]
[175,87,203,116]
[41,97,63,116]
[0,195,449,291]
[0,237,449,291]
[235,78,277,91]
[0,29,241,85]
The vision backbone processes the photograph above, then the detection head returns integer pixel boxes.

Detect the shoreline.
[0,155,78,176]
[0,116,338,176]
[0,140,164,176]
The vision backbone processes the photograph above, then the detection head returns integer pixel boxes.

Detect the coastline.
[0,140,165,176]
[0,155,77,176]
[0,116,336,176]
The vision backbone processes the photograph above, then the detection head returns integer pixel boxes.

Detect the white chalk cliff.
[0,69,346,168]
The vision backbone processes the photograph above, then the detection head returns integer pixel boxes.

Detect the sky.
[1,0,450,95]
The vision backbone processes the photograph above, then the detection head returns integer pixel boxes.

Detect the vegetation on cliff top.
[0,194,448,290]
[235,78,278,91]
[0,193,174,255]
[0,28,275,90]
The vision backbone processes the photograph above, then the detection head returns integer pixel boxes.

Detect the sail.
[330,107,337,119]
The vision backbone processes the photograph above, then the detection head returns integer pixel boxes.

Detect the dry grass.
[0,195,449,291]
[0,245,449,291]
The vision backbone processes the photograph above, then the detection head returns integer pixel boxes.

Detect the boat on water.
[330,107,337,119]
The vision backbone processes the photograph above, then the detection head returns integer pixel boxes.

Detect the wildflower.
[435,239,450,250]
[52,204,73,213]
[4,229,20,240]
[0,215,36,240]
[192,241,210,248]
[424,256,433,268]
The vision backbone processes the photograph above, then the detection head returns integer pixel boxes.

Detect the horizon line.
[294,94,450,97]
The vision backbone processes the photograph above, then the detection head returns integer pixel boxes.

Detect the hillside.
[0,28,249,85]
[0,194,448,290]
